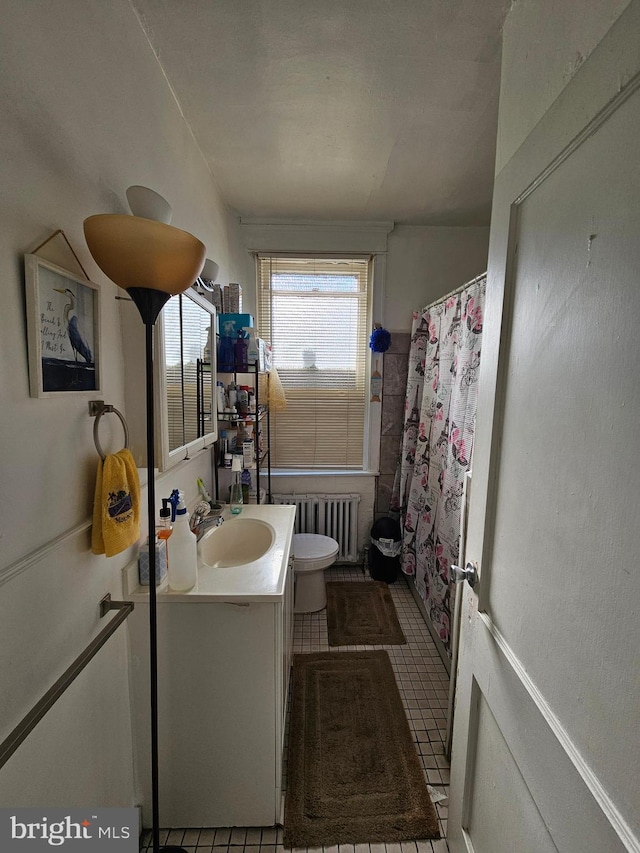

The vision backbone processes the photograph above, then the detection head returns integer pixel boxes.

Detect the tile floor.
[140,566,451,853]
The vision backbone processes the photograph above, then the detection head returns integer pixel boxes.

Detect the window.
[257,255,372,469]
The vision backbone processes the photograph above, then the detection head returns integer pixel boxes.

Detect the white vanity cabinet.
[126,507,295,828]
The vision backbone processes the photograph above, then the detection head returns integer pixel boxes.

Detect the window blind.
[257,256,371,469]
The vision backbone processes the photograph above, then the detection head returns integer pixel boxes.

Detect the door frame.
[448,4,640,850]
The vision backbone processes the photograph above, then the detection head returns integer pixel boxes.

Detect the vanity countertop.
[125,504,296,603]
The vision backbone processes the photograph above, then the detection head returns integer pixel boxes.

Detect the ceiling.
[131,0,509,226]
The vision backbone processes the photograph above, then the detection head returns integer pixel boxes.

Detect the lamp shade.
[83,214,206,294]
[126,185,173,224]
[202,258,219,282]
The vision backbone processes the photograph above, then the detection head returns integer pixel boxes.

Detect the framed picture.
[24,254,101,397]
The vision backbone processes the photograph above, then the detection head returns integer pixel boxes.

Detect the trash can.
[369,516,402,583]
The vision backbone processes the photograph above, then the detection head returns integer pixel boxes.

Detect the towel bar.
[89,400,130,460]
[0,595,134,769]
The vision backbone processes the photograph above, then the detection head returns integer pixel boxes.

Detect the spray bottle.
[167,489,198,591]
[244,327,259,366]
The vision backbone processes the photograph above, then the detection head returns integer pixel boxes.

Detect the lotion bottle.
[167,489,198,591]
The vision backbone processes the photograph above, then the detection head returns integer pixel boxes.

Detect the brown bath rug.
[326,581,407,646]
[283,650,439,847]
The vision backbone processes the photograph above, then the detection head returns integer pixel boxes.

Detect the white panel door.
[448,11,640,853]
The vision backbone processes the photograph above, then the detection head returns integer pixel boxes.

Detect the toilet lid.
[293,533,339,560]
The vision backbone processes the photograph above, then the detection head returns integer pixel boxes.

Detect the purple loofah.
[369,327,391,353]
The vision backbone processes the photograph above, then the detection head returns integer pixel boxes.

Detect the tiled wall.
[376,333,411,520]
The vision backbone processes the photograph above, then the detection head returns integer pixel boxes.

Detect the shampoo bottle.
[167,489,198,591]
[234,331,248,371]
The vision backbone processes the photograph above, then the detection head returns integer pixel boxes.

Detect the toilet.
[292,533,339,613]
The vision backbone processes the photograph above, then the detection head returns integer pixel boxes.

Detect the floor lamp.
[84,213,206,853]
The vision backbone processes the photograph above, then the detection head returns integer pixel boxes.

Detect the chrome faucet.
[190,502,224,541]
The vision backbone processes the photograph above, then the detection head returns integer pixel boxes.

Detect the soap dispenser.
[157,498,173,570]
[166,489,197,591]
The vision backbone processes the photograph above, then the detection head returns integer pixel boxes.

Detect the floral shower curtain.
[391,275,485,655]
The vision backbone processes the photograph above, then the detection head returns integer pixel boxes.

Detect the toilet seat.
[293,534,339,571]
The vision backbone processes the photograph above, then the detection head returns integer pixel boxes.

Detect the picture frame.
[24,254,101,397]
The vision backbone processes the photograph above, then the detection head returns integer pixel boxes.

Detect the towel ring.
[89,401,130,461]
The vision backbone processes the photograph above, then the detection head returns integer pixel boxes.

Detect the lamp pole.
[127,288,186,853]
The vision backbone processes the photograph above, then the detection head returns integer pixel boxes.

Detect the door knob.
[449,562,477,588]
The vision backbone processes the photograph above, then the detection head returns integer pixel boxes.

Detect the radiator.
[271,493,361,562]
[272,494,317,535]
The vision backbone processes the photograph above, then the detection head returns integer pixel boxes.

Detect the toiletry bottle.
[234,330,248,371]
[227,381,237,410]
[241,468,251,505]
[216,381,227,416]
[218,334,235,372]
[244,328,259,365]
[157,498,173,568]
[237,387,249,416]
[218,429,228,466]
[167,490,198,591]
[229,457,244,514]
[197,477,214,508]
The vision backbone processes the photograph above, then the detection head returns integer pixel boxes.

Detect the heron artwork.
[53,287,93,363]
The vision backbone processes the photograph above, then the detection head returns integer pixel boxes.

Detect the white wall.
[385,225,490,331]
[0,0,250,808]
[495,0,632,172]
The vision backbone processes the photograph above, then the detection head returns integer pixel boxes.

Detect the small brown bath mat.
[283,651,439,847]
[326,581,407,646]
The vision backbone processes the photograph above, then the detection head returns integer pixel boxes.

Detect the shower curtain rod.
[421,271,487,314]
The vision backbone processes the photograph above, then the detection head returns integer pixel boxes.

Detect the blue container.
[218,313,254,338]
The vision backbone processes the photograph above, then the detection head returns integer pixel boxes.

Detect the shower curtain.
[391,274,486,655]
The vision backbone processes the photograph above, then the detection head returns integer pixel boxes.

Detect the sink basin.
[198,517,276,568]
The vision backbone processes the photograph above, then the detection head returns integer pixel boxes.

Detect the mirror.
[119,288,217,471]
[158,288,217,467]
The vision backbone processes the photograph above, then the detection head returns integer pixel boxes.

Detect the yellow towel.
[91,448,140,557]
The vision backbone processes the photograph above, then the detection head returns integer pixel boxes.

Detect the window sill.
[270,469,379,478]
